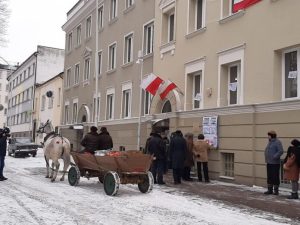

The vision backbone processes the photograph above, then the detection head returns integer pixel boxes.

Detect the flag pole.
[137,50,144,150]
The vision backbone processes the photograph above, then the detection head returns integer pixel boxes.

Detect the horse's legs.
[45,157,50,178]
[50,162,55,179]
[51,161,60,182]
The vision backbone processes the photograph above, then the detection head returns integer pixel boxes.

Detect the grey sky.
[0,0,78,65]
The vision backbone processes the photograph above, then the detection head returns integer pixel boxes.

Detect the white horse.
[37,120,71,182]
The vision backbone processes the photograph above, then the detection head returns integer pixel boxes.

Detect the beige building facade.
[150,0,300,186]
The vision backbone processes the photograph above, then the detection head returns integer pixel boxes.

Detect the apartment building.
[151,0,300,186]
[7,46,64,139]
[33,73,63,145]
[0,63,17,127]
[61,0,155,150]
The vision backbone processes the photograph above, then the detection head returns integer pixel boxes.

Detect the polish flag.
[140,73,163,96]
[158,80,177,100]
[233,0,261,13]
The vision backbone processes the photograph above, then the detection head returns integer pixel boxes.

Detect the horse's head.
[37,120,53,134]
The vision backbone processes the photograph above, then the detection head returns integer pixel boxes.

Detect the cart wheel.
[104,171,120,196]
[68,166,80,186]
[138,171,154,194]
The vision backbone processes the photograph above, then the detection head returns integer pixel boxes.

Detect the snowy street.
[0,151,297,225]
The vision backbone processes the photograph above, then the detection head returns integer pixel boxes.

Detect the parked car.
[7,137,39,157]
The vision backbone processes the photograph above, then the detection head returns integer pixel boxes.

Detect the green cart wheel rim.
[68,166,80,186]
[138,171,154,193]
[104,171,120,196]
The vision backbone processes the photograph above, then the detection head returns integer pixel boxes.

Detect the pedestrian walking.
[283,139,300,199]
[182,133,194,181]
[0,128,10,181]
[80,126,101,154]
[264,130,284,195]
[146,130,166,184]
[98,127,113,150]
[193,134,212,183]
[170,130,187,184]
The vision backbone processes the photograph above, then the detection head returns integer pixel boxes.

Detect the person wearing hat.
[264,130,284,195]
[80,126,101,154]
[98,127,113,150]
[283,139,300,199]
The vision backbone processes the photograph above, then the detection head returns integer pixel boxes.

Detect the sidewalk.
[163,173,300,221]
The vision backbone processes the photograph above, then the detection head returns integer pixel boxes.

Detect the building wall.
[0,67,10,127]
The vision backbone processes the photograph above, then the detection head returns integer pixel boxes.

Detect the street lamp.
[136,50,144,150]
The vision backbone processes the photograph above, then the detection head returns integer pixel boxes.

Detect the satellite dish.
[46,91,53,98]
[0,104,3,111]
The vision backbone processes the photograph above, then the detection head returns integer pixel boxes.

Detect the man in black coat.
[0,128,9,181]
[98,127,113,150]
[170,130,187,184]
[146,131,166,184]
[80,126,101,154]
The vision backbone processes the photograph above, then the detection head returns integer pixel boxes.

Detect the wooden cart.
[68,150,154,196]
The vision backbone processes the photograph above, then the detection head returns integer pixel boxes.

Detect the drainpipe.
[32,52,38,141]
[94,0,99,127]
[137,50,144,150]
[251,104,257,186]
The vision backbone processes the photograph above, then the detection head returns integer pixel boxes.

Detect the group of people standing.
[80,126,113,154]
[264,130,300,199]
[146,129,213,185]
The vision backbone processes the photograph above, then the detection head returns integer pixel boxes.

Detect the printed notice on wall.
[202,116,218,148]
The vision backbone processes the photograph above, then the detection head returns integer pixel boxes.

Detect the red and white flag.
[233,0,261,13]
[158,80,177,100]
[140,73,163,96]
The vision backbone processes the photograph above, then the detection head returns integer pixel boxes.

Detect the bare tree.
[0,0,10,46]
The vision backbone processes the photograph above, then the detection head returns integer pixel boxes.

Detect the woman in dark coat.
[183,133,194,181]
[170,130,187,184]
[98,127,113,150]
[0,129,9,181]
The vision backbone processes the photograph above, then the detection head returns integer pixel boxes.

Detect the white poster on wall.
[202,116,218,148]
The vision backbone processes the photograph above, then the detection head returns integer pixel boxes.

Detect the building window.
[222,0,237,18]
[84,58,91,80]
[126,0,134,9]
[188,0,205,33]
[64,104,69,124]
[193,73,202,109]
[124,33,133,64]
[108,43,116,71]
[161,5,175,44]
[58,88,61,106]
[98,51,102,75]
[110,0,117,21]
[66,68,71,87]
[41,95,46,111]
[228,64,239,105]
[283,49,299,99]
[143,90,152,115]
[222,153,234,177]
[106,94,114,120]
[74,64,80,85]
[86,16,92,38]
[143,21,154,55]
[93,96,101,122]
[122,89,131,118]
[72,102,78,123]
[76,25,81,46]
[98,5,104,29]
[68,32,73,51]
[168,13,175,42]
[48,97,53,109]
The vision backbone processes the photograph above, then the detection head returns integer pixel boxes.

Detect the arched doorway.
[78,105,90,123]
[162,100,172,113]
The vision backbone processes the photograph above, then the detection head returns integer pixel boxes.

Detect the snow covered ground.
[0,150,296,225]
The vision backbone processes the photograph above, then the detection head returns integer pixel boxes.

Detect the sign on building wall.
[202,116,218,148]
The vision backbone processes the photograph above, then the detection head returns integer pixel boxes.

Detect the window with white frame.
[143,90,152,115]
[41,95,46,111]
[161,4,175,44]
[72,102,78,123]
[228,64,239,105]
[193,72,202,109]
[98,51,102,75]
[98,5,104,29]
[222,153,234,177]
[283,49,299,99]
[64,103,69,124]
[168,13,175,42]
[93,95,101,121]
[58,88,61,106]
[68,32,73,51]
[144,21,154,55]
[126,0,134,9]
[76,25,81,46]
[188,0,205,33]
[222,0,238,18]
[106,89,114,120]
[110,0,117,21]
[124,33,133,64]
[108,43,116,71]
[27,67,30,78]
[122,89,131,118]
[84,58,91,80]
[86,16,92,38]
[48,96,53,109]
[66,68,71,87]
[74,64,80,85]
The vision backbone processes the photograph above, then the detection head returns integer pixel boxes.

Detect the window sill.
[143,52,153,60]
[186,27,207,39]
[107,69,116,75]
[109,17,118,26]
[160,41,176,57]
[73,83,80,88]
[123,4,135,14]
[121,61,134,68]
[219,10,245,24]
[219,176,235,180]
[82,80,89,86]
